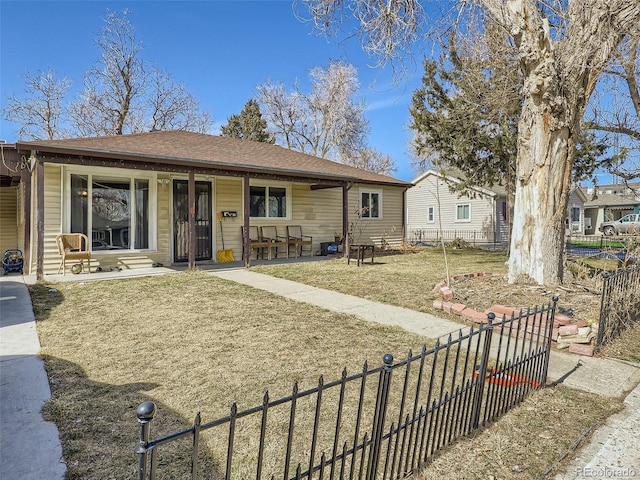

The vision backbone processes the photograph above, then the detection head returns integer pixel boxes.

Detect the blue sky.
[0,0,442,182]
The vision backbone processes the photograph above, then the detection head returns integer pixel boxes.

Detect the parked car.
[598,213,640,235]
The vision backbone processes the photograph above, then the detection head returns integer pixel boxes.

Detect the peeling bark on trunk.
[508,110,573,285]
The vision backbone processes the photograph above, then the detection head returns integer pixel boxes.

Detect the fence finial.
[137,401,157,423]
[382,353,394,365]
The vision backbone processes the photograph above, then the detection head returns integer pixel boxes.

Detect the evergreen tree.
[220,99,274,143]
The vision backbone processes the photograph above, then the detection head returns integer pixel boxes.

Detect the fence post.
[366,353,394,480]
[597,273,611,349]
[470,315,494,430]
[135,401,157,480]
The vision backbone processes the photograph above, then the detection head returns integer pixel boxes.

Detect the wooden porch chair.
[260,226,288,259]
[241,226,272,260]
[56,233,91,275]
[286,225,313,257]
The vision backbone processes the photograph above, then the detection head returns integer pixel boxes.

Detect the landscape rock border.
[432,273,598,356]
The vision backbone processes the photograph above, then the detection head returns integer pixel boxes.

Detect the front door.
[173,180,212,262]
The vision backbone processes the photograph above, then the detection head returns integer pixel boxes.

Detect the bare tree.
[345,147,396,175]
[69,10,211,136]
[70,9,146,136]
[147,69,212,134]
[257,60,395,173]
[2,70,72,140]
[303,0,640,286]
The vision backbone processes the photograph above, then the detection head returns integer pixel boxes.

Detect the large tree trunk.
[508,105,574,285]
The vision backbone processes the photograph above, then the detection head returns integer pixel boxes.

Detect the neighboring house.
[2,131,411,278]
[405,170,509,245]
[565,187,588,235]
[582,183,640,235]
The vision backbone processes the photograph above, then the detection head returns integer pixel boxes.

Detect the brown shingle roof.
[16,130,410,187]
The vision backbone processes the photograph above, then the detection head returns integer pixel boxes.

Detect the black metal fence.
[135,302,557,480]
[597,266,640,349]
[407,228,507,248]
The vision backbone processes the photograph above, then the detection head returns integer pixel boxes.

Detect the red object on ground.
[473,365,542,388]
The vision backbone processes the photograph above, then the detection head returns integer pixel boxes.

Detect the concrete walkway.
[0,279,66,479]
[1,266,638,478]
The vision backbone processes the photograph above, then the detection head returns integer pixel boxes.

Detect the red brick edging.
[431,273,596,356]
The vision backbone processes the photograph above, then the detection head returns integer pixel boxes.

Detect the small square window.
[360,190,382,219]
[456,204,470,222]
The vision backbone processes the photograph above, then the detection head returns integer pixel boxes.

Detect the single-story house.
[2,131,411,279]
[405,170,509,245]
[582,183,640,235]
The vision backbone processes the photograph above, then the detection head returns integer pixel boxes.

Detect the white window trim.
[248,180,292,220]
[427,206,435,223]
[359,188,383,220]
[455,203,471,223]
[63,166,158,252]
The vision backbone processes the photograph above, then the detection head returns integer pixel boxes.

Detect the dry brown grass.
[253,248,510,314]
[30,249,632,479]
[32,271,428,479]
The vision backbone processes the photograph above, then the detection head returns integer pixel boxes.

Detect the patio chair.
[241,226,272,260]
[56,233,91,275]
[260,226,288,259]
[287,225,313,257]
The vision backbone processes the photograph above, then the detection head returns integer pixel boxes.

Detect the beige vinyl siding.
[0,186,18,254]
[349,184,404,247]
[215,177,244,259]
[17,182,27,253]
[155,175,172,265]
[406,176,438,241]
[406,173,497,242]
[40,164,63,274]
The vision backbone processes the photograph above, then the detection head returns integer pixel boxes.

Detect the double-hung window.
[68,172,154,251]
[427,206,435,223]
[360,190,382,219]
[250,184,289,218]
[456,203,471,222]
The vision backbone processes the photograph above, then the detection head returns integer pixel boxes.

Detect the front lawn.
[30,253,622,479]
[253,247,509,314]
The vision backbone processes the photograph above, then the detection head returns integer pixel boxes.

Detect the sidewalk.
[0,278,66,479]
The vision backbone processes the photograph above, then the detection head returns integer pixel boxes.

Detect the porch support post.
[188,169,196,270]
[243,176,250,268]
[342,184,349,255]
[35,158,44,281]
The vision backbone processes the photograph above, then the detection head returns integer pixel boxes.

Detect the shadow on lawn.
[41,355,223,479]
